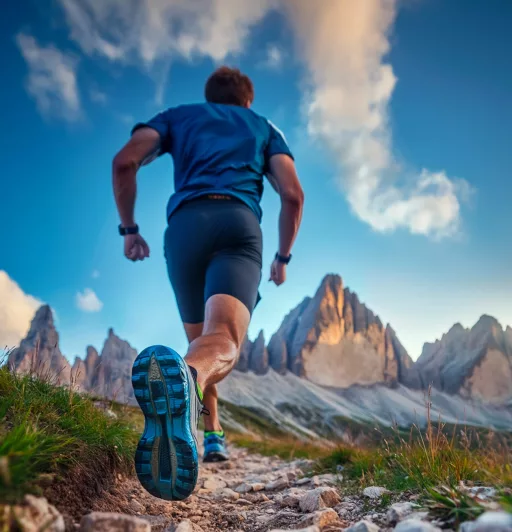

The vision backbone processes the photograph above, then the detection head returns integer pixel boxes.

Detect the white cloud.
[16,33,81,122]
[0,271,41,349]
[89,88,107,104]
[91,269,100,279]
[76,288,103,312]
[54,0,472,238]
[58,0,276,65]
[284,0,473,238]
[263,44,284,69]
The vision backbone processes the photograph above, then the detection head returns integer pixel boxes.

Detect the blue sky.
[1,0,511,362]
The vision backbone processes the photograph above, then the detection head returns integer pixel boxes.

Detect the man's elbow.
[282,187,304,209]
[112,152,137,174]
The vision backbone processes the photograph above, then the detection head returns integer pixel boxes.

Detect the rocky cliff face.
[236,330,269,375]
[415,315,512,404]
[8,305,71,385]
[9,306,138,404]
[241,275,419,389]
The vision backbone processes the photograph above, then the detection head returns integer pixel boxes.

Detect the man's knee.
[203,294,250,349]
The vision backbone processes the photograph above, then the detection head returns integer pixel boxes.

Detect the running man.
[112,66,304,500]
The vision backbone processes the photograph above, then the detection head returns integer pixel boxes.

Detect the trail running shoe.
[131,345,203,500]
[203,431,230,462]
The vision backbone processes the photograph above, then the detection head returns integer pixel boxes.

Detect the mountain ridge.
[8,274,512,420]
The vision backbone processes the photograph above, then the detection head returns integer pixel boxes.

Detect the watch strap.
[275,252,292,265]
[118,224,139,236]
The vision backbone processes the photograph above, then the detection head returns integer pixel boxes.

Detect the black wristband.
[118,224,139,236]
[275,252,292,264]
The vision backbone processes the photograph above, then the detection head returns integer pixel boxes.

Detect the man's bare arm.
[112,127,161,227]
[268,154,304,258]
[265,171,280,193]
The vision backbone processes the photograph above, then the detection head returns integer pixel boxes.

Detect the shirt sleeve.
[131,108,174,159]
[265,120,294,163]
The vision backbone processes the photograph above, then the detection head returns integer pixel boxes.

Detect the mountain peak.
[31,304,54,329]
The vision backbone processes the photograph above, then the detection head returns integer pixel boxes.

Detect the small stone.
[315,473,341,486]
[235,499,252,505]
[129,500,145,514]
[363,486,390,499]
[459,511,512,532]
[394,519,441,532]
[344,520,380,532]
[299,487,341,513]
[248,492,270,503]
[13,496,65,532]
[80,512,150,532]
[234,482,253,494]
[465,487,498,501]
[296,477,312,486]
[211,487,240,501]
[270,527,320,532]
[280,489,307,508]
[203,477,227,491]
[251,482,265,492]
[387,502,416,524]
[171,519,204,532]
[265,476,290,491]
[300,508,340,527]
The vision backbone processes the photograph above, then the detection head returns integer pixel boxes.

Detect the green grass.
[231,400,512,527]
[0,364,138,503]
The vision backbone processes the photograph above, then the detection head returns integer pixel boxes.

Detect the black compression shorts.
[164,196,262,324]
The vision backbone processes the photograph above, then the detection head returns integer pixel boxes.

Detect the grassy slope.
[0,365,138,504]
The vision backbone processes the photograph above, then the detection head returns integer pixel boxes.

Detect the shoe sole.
[131,345,198,500]
[203,452,229,463]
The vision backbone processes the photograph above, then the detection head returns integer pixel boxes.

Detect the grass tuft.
[0,362,138,503]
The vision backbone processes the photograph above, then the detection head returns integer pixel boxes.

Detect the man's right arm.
[268,154,304,285]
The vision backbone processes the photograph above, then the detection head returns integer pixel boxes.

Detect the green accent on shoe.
[196,382,203,401]
[204,430,224,438]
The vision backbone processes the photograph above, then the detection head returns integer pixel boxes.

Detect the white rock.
[394,519,442,532]
[265,476,290,491]
[171,519,204,532]
[363,486,391,499]
[270,525,320,532]
[296,477,313,486]
[344,520,381,532]
[299,487,341,513]
[387,502,416,524]
[210,487,240,501]
[203,477,227,491]
[300,508,340,527]
[465,487,498,501]
[234,482,253,494]
[315,473,341,486]
[80,512,150,532]
[459,511,512,532]
[13,496,65,532]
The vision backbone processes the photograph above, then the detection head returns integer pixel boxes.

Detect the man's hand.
[124,234,150,262]
[269,258,286,286]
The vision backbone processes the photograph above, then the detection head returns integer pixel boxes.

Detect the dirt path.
[88,443,353,532]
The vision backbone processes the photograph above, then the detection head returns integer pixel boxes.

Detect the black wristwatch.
[275,252,292,265]
[118,224,139,236]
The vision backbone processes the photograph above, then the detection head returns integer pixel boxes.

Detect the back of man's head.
[204,66,254,108]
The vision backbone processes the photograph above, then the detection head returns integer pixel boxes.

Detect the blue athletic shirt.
[132,102,293,222]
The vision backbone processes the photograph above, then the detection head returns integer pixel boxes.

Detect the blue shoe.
[203,431,229,462]
[131,345,202,500]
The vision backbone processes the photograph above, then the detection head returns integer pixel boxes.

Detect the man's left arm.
[112,127,161,261]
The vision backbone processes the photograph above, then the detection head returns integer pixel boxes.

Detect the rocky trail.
[8,440,511,532]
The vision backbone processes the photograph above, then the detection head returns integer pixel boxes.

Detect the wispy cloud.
[16,33,81,122]
[285,0,473,238]
[58,0,276,65]
[54,0,472,238]
[91,269,100,279]
[76,288,103,312]
[263,44,284,69]
[0,271,41,348]
[89,88,107,104]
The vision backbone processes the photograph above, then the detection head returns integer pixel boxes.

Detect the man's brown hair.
[204,66,254,107]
